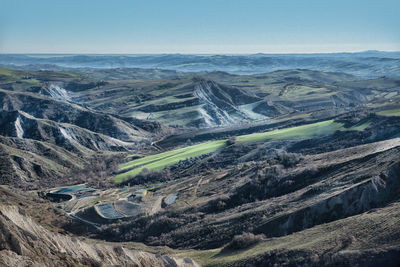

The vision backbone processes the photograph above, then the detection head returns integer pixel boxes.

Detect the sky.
[0,0,399,54]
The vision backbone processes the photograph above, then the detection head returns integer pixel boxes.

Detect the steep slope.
[0,109,144,153]
[183,201,400,266]
[0,89,164,143]
[0,135,85,189]
[0,69,169,189]
[192,80,261,127]
[0,187,197,267]
[125,79,263,128]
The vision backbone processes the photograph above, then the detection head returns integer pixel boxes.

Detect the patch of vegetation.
[120,169,171,186]
[276,151,302,168]
[346,119,372,131]
[117,119,372,182]
[236,119,370,143]
[0,68,14,76]
[224,233,265,251]
[114,140,227,182]
[377,108,400,117]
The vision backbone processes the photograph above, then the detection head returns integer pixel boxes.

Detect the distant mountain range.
[1,51,400,78]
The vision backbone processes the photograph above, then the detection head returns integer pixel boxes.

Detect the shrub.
[226,136,236,146]
[276,152,302,168]
[121,168,171,186]
[201,194,231,213]
[225,232,265,250]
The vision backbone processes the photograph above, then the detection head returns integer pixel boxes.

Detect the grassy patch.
[345,119,372,131]
[377,108,400,117]
[114,140,227,183]
[116,119,372,183]
[237,119,372,143]
[0,68,14,76]
[236,120,340,143]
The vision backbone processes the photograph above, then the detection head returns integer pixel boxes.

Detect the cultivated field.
[115,140,228,182]
[116,119,372,182]
[377,108,400,117]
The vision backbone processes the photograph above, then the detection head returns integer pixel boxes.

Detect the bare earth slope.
[0,187,198,267]
[0,69,169,189]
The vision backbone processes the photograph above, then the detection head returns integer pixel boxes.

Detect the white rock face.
[59,127,78,143]
[194,81,249,127]
[48,84,71,101]
[14,116,24,138]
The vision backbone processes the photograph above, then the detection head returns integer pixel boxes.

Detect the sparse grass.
[282,85,334,99]
[377,108,400,117]
[173,202,400,266]
[147,105,202,126]
[0,67,75,89]
[88,196,104,206]
[146,183,163,191]
[0,68,14,76]
[346,119,372,131]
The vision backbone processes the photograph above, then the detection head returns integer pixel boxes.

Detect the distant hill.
[2,51,400,78]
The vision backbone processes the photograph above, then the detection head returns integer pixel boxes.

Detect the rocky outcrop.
[0,89,165,142]
[0,110,136,152]
[193,80,260,127]
[44,83,73,102]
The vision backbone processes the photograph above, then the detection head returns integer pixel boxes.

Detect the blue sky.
[0,0,399,53]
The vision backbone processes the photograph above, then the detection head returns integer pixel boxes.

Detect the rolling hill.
[0,64,400,266]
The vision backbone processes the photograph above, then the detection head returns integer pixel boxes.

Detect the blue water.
[97,203,124,219]
[76,192,93,199]
[54,185,94,194]
[167,195,177,204]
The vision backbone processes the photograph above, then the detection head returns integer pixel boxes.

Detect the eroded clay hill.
[0,187,198,267]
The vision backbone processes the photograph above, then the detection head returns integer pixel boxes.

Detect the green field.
[377,108,400,117]
[0,68,13,76]
[236,119,370,143]
[115,119,372,183]
[114,140,228,183]
[236,120,340,143]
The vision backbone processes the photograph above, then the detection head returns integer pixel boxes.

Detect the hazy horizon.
[1,0,399,54]
[2,50,400,56]
[2,48,400,55]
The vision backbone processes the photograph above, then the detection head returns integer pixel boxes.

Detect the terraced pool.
[96,203,124,219]
[53,185,94,194]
